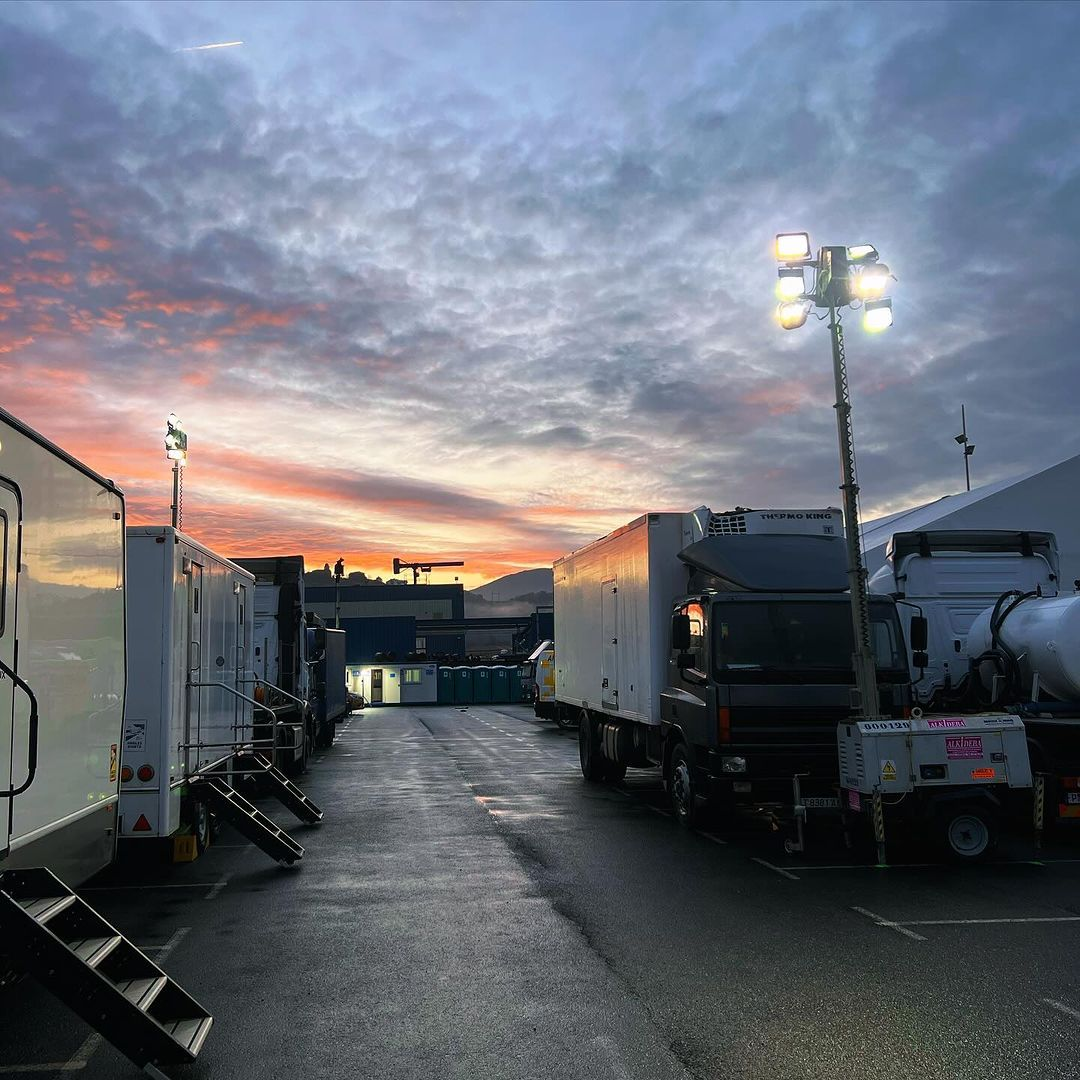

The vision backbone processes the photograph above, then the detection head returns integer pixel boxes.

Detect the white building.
[863,454,1080,587]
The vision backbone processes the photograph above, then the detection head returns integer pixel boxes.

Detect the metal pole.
[961,404,971,492]
[828,305,881,720]
[171,462,180,529]
[335,581,340,629]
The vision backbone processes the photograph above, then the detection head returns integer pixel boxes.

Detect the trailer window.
[403,668,423,684]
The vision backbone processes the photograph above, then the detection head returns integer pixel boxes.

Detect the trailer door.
[186,561,204,771]
[601,579,618,709]
[0,482,19,852]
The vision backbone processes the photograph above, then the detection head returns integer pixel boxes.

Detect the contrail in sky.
[175,41,244,53]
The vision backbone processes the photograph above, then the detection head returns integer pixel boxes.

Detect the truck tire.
[939,803,997,861]
[556,705,579,731]
[579,711,605,782]
[669,743,699,829]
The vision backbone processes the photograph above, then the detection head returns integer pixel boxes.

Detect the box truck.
[121,526,256,854]
[554,507,911,827]
[312,624,347,747]
[0,408,214,1071]
[232,555,315,772]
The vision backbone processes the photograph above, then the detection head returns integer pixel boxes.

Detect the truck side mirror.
[909,615,928,652]
[912,650,928,670]
[671,614,691,652]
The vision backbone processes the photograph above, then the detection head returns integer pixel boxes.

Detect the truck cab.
[663,587,910,809]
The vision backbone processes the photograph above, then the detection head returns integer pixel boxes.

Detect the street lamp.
[164,414,188,529]
[955,405,975,492]
[773,234,897,725]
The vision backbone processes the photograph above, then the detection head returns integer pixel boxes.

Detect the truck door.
[601,579,618,709]
[0,481,20,854]
[186,560,204,771]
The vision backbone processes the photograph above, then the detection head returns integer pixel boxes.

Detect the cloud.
[1,1,1078,585]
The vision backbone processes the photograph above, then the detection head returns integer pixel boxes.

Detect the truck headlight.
[721,756,747,774]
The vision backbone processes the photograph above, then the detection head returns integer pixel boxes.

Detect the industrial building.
[863,453,1080,585]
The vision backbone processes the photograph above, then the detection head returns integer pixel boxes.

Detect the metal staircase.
[0,867,212,1072]
[250,752,324,824]
[193,777,304,864]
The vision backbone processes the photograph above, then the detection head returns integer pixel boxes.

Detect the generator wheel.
[941,804,996,861]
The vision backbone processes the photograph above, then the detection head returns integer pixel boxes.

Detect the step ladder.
[0,867,212,1073]
[250,753,324,824]
[193,777,304,865]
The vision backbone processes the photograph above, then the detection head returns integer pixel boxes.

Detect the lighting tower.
[164,413,188,530]
[955,405,975,492]
[773,233,896,722]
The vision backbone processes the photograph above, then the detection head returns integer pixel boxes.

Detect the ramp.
[0,867,212,1071]
[250,752,324,824]
[193,777,304,864]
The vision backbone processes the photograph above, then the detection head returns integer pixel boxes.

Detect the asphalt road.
[3,704,1080,1079]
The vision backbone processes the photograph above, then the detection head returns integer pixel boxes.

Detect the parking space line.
[204,875,231,900]
[851,905,927,941]
[1043,998,1080,1022]
[902,916,1080,927]
[700,832,728,846]
[81,882,221,892]
[751,857,800,881]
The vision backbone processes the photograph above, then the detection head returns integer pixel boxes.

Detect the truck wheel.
[669,743,698,829]
[556,706,578,731]
[193,798,212,855]
[579,711,605,782]
[940,804,997,861]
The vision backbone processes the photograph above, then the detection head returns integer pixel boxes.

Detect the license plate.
[803,796,840,810]
[1067,793,1080,806]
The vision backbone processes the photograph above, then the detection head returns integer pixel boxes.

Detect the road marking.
[1043,998,1080,1022]
[204,874,231,900]
[751,857,800,881]
[851,905,927,941]
[901,916,1080,927]
[700,832,728,846]
[81,882,221,891]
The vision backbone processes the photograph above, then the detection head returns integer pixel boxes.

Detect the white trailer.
[121,527,256,850]
[0,407,126,885]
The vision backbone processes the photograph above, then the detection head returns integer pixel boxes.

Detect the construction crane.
[392,557,464,585]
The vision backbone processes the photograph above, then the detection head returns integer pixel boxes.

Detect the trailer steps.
[0,867,212,1072]
[193,777,304,864]
[250,752,324,824]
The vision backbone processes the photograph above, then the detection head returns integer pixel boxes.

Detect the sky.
[2,0,1078,589]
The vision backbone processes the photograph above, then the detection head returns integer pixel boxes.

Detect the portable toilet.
[508,665,526,703]
[453,666,473,705]
[437,666,455,705]
[473,666,493,704]
[490,666,511,703]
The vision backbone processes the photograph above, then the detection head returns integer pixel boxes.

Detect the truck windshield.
[713,601,906,676]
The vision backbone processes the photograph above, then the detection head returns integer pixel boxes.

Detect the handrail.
[187,679,278,725]
[0,657,39,797]
[250,677,308,713]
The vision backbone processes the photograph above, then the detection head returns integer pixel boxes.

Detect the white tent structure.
[862,453,1080,588]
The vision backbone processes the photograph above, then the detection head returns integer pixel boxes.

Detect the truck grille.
[708,513,747,535]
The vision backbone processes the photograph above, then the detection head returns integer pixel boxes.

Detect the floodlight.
[850,262,890,299]
[847,244,879,263]
[166,448,187,462]
[863,298,893,332]
[776,300,810,330]
[954,433,967,445]
[964,444,975,456]
[776,267,806,300]
[775,232,811,261]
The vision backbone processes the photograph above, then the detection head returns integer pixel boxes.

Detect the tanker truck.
[871,528,1080,829]
[555,507,912,828]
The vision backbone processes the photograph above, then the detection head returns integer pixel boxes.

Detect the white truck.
[0,408,126,884]
[0,409,215,1071]
[555,507,912,827]
[121,526,256,855]
[521,639,557,722]
[872,528,1080,830]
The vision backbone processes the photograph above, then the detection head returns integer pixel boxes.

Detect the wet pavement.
[3,704,1080,1079]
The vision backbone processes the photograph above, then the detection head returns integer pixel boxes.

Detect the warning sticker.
[880,759,898,782]
[946,735,983,760]
[109,744,118,783]
[124,718,146,753]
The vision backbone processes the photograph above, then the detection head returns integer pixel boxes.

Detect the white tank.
[969,594,1080,701]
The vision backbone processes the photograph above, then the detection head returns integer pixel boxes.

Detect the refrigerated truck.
[120,527,256,849]
[555,507,911,826]
[0,408,126,884]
